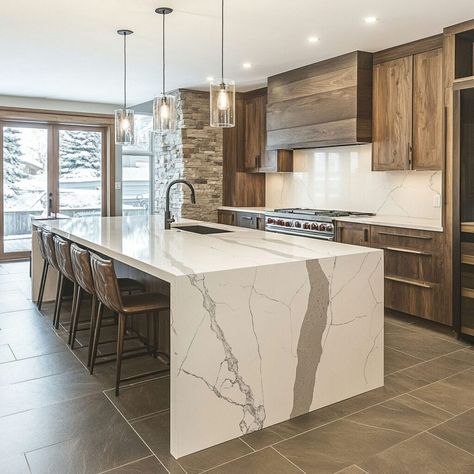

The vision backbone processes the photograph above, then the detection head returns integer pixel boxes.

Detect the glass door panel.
[2,125,48,256]
[58,128,103,217]
[122,155,151,216]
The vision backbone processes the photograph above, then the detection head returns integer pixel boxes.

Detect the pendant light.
[115,29,135,145]
[153,7,176,133]
[210,0,235,128]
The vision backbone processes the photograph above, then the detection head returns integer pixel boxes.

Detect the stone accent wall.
[153,90,223,223]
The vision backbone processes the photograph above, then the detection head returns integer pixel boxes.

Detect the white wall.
[0,95,119,114]
[266,144,442,223]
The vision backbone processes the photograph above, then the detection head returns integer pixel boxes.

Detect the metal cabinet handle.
[377,231,432,240]
[382,246,432,256]
[364,228,369,242]
[240,216,253,221]
[385,275,433,289]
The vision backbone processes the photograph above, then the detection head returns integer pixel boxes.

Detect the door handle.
[48,192,53,217]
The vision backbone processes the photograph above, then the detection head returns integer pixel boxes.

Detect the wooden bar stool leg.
[53,273,64,329]
[89,302,104,374]
[37,261,48,311]
[87,295,98,367]
[70,286,83,349]
[115,313,127,396]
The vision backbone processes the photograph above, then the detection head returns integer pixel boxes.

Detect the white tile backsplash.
[265,144,442,223]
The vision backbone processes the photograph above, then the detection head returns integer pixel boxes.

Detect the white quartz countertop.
[34,215,380,282]
[219,206,443,232]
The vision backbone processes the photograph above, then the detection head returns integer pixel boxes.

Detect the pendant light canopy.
[210,0,235,128]
[153,7,176,133]
[115,29,135,145]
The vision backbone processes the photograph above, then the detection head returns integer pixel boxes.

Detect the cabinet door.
[336,222,371,246]
[218,210,236,226]
[236,212,258,229]
[373,56,413,171]
[244,96,265,171]
[413,48,443,170]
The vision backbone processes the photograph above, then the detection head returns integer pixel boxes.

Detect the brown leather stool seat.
[69,243,144,366]
[89,252,169,395]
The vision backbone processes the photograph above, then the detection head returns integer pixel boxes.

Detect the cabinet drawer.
[383,247,441,282]
[336,222,371,247]
[384,277,442,321]
[218,210,236,226]
[371,225,441,253]
[236,212,259,229]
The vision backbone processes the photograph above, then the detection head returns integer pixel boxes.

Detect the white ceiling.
[0,0,473,106]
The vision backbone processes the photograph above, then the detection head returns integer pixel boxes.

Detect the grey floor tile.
[131,411,186,474]
[430,408,474,455]
[359,432,474,474]
[335,466,367,474]
[0,344,15,364]
[274,417,410,474]
[1,454,30,474]
[384,346,423,375]
[411,369,474,414]
[0,349,82,386]
[0,293,35,313]
[22,393,151,474]
[240,427,286,450]
[0,369,103,418]
[348,394,451,436]
[105,376,170,421]
[101,455,168,473]
[207,447,302,474]
[385,330,465,361]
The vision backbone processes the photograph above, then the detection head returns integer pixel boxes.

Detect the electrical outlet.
[433,193,441,208]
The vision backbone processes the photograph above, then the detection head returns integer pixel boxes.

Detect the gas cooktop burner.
[273,208,374,218]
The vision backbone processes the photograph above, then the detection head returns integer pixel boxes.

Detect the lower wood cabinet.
[218,209,265,231]
[336,221,449,325]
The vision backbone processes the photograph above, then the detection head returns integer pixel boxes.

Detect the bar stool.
[52,235,79,332]
[42,231,66,327]
[35,227,48,310]
[89,252,170,395]
[69,243,144,365]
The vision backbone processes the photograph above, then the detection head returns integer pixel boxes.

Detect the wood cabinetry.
[217,209,236,226]
[336,221,448,325]
[372,46,443,171]
[242,90,293,173]
[336,221,371,246]
[267,51,373,149]
[218,209,265,230]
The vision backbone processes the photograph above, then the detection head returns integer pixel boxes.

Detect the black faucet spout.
[165,179,197,229]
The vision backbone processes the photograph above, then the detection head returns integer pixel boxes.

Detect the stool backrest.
[70,243,95,295]
[42,231,59,270]
[35,227,47,260]
[90,252,123,314]
[53,235,76,283]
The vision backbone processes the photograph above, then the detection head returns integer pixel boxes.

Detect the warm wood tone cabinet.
[336,221,371,246]
[242,90,293,173]
[267,51,373,149]
[217,209,236,226]
[336,221,448,325]
[218,209,265,231]
[372,48,443,171]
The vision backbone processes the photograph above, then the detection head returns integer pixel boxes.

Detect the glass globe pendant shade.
[210,80,235,128]
[153,94,176,133]
[115,108,135,145]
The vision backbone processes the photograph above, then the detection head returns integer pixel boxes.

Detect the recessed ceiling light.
[365,16,378,24]
[242,62,252,69]
[308,36,319,43]
[206,76,214,82]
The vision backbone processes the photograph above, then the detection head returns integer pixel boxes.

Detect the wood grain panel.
[335,221,370,246]
[373,34,443,65]
[372,56,413,170]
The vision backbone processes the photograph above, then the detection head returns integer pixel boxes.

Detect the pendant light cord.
[162,12,166,95]
[221,0,224,83]
[123,33,127,109]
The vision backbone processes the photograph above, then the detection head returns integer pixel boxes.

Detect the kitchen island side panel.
[169,250,384,458]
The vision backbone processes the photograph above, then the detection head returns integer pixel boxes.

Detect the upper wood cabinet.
[266,51,373,149]
[372,48,443,171]
[240,89,293,173]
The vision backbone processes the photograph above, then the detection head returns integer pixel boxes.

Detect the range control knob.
[267,218,275,225]
[311,223,319,231]
[326,224,334,232]
[319,224,327,231]
[277,219,284,226]
[285,221,291,227]
[294,221,301,228]
[303,222,311,230]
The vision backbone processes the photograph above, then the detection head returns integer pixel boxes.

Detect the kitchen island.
[32,216,384,458]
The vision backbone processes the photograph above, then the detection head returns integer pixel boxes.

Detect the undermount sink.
[173,225,232,235]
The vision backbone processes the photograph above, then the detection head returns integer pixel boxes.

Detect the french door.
[0,122,107,260]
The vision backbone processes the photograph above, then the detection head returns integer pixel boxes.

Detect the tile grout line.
[97,454,155,474]
[238,437,256,452]
[334,464,369,474]
[429,431,474,459]
[405,393,457,416]
[270,446,307,473]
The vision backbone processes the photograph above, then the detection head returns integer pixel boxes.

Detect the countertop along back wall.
[265,144,442,224]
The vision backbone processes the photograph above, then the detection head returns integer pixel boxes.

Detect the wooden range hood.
[266,51,373,150]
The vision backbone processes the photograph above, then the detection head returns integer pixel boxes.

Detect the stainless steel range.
[265,208,374,240]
